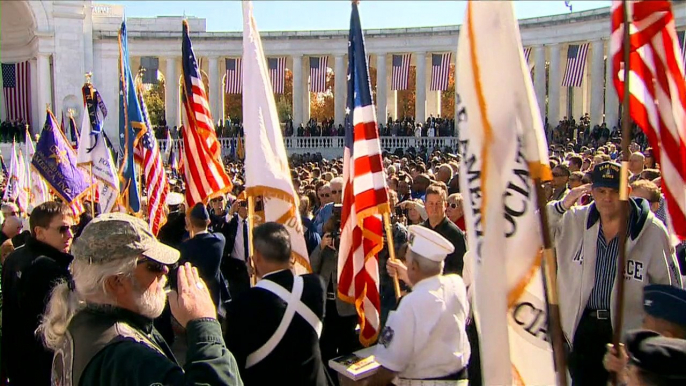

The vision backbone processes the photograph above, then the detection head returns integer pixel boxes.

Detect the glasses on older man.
[331,190,341,195]
[137,258,168,274]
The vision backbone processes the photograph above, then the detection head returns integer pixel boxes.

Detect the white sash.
[245,275,323,368]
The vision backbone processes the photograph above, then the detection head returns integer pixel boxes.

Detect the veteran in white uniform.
[370,225,471,386]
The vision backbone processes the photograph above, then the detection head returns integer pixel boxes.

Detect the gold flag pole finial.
[45,103,51,111]
[85,72,93,84]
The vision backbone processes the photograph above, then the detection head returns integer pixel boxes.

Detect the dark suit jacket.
[224,270,330,386]
[178,232,226,309]
[214,214,240,260]
[423,217,468,275]
[309,247,356,317]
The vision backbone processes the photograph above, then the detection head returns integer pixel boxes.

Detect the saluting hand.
[169,263,217,328]
[562,183,592,210]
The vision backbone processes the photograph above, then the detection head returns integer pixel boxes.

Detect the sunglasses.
[51,225,76,235]
[211,197,224,202]
[448,203,461,209]
[239,201,248,208]
[137,258,168,274]
[331,190,341,195]
[319,193,330,198]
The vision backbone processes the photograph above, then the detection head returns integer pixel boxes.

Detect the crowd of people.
[0,123,684,386]
[0,120,29,143]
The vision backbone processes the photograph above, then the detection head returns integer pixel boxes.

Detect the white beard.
[132,275,167,319]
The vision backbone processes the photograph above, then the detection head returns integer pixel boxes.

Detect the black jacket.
[423,217,468,275]
[157,211,187,250]
[178,232,226,309]
[224,270,330,385]
[214,214,241,260]
[1,237,73,385]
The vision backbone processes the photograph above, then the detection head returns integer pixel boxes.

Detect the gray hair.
[407,249,444,275]
[37,257,138,351]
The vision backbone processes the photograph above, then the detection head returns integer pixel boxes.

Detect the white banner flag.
[242,1,311,274]
[78,106,119,213]
[3,142,29,212]
[25,131,50,209]
[456,1,555,385]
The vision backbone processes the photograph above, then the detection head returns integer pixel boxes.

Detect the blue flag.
[69,115,79,148]
[118,20,146,214]
[31,110,92,212]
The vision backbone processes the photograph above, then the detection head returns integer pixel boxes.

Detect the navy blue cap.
[643,284,686,327]
[626,329,686,381]
[591,162,621,190]
[189,203,209,221]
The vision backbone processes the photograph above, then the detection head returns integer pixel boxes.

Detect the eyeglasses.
[319,193,330,198]
[50,225,75,235]
[331,190,341,195]
[137,258,167,274]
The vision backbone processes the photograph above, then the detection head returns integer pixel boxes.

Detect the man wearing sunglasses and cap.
[39,212,242,386]
[547,161,681,385]
[1,201,75,385]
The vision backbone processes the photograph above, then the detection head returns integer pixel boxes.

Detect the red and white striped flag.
[611,0,686,241]
[136,83,169,235]
[309,56,328,93]
[2,62,31,126]
[391,54,411,90]
[561,43,589,87]
[430,53,452,91]
[181,20,232,208]
[338,2,390,346]
[268,57,287,94]
[524,47,532,64]
[225,58,242,94]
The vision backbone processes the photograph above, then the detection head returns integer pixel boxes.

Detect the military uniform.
[375,226,470,385]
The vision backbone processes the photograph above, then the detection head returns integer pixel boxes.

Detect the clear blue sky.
[105,1,611,32]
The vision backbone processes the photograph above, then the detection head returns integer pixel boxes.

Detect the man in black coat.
[215,197,251,300]
[224,222,331,386]
[178,203,227,315]
[422,184,467,275]
[1,202,75,385]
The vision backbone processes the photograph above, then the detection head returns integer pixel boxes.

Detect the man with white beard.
[37,213,243,386]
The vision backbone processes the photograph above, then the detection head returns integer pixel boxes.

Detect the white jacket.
[547,198,682,346]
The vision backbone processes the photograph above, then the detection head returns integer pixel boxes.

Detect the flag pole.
[382,212,402,300]
[533,180,568,386]
[611,1,632,384]
[247,194,257,287]
[89,163,95,218]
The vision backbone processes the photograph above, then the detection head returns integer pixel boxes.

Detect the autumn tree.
[224,92,242,121]
[142,78,165,126]
[275,69,293,122]
[309,69,334,121]
[396,66,416,119]
[440,64,455,119]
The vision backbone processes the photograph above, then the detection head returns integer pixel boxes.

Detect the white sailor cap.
[166,192,184,206]
[407,225,454,262]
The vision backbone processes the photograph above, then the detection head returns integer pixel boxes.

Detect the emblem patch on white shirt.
[379,326,394,348]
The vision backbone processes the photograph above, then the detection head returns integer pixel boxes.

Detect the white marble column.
[292,55,303,126]
[208,57,221,123]
[589,40,605,126]
[83,4,94,74]
[165,57,178,129]
[604,41,619,128]
[302,56,310,124]
[0,60,5,121]
[37,53,53,124]
[533,46,547,122]
[334,54,346,126]
[376,53,387,124]
[414,52,427,123]
[548,44,562,125]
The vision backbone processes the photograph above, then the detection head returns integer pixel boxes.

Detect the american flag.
[309,56,329,93]
[2,62,31,126]
[524,47,532,64]
[561,43,589,87]
[611,0,686,241]
[678,30,686,75]
[338,2,390,347]
[135,83,169,235]
[268,57,287,94]
[225,58,242,94]
[391,54,411,90]
[181,20,232,207]
[430,53,451,91]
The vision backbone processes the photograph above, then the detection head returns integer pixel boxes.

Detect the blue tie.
[243,219,249,262]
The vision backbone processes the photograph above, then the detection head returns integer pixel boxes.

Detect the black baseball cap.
[591,162,621,190]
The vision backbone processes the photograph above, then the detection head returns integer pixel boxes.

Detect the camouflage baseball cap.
[72,212,179,265]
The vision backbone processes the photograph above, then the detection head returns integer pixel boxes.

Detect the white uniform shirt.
[374,274,471,380]
[230,214,250,262]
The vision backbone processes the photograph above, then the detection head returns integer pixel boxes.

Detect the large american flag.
[611,0,686,240]
[430,53,451,91]
[268,57,287,94]
[391,54,411,90]
[561,43,589,87]
[338,2,390,347]
[309,56,329,93]
[2,62,31,125]
[135,83,169,235]
[225,58,242,94]
[181,20,232,207]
